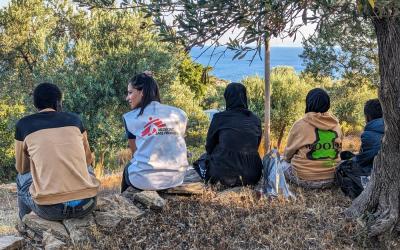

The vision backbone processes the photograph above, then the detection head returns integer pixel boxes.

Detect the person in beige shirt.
[282,88,342,189]
[15,83,100,220]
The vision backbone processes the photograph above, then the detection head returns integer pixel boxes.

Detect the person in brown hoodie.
[283,88,342,189]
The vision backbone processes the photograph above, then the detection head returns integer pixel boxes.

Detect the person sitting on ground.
[121,72,189,192]
[341,98,384,175]
[283,88,342,189]
[15,83,99,221]
[194,82,263,187]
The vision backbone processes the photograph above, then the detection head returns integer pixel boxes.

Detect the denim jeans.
[17,172,96,221]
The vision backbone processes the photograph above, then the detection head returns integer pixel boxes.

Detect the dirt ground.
[0,183,18,236]
[88,186,400,250]
[2,173,399,249]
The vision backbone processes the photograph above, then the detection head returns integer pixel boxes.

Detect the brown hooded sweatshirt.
[284,112,342,181]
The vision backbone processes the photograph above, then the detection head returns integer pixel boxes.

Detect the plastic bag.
[263,149,295,199]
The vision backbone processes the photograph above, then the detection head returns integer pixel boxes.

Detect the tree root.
[346,179,400,237]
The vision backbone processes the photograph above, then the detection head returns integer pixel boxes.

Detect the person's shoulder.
[211,111,225,121]
[292,116,307,128]
[61,111,81,120]
[123,109,140,120]
[57,112,84,126]
[159,102,187,118]
[248,111,261,121]
[16,113,34,126]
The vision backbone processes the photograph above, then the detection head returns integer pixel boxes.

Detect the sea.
[190,46,305,82]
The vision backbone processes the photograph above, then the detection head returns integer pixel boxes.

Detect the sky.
[0,0,316,47]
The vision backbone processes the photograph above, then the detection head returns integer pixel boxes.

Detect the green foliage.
[243,67,310,148]
[201,80,226,110]
[162,80,209,149]
[270,67,310,147]
[0,101,25,182]
[301,7,379,85]
[242,75,265,119]
[177,55,212,99]
[328,79,377,136]
[0,0,213,175]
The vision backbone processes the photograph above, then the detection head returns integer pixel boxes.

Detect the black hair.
[33,82,62,111]
[305,88,330,113]
[128,73,161,116]
[364,98,382,121]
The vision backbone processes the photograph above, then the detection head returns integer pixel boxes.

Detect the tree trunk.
[264,35,271,153]
[345,16,400,237]
[277,125,286,151]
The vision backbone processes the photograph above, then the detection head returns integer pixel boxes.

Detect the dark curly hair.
[33,83,62,111]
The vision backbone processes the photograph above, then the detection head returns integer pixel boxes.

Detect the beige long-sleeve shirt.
[15,109,99,205]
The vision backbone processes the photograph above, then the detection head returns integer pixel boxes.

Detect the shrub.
[0,102,26,182]
[243,67,311,148]
[162,80,210,150]
[328,81,377,136]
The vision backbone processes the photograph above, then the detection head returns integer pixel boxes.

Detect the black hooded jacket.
[205,83,263,186]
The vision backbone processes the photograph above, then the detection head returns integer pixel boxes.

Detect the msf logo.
[141,117,166,137]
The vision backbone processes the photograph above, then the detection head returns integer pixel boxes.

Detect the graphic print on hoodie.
[307,129,340,161]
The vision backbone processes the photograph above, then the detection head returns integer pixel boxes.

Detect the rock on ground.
[0,235,24,250]
[165,182,205,195]
[93,212,121,228]
[63,214,95,245]
[22,214,69,241]
[43,231,66,250]
[95,194,144,220]
[134,191,166,210]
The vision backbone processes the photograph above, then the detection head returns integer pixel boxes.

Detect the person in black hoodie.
[194,83,263,187]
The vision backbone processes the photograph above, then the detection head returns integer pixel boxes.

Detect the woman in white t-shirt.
[121,72,189,192]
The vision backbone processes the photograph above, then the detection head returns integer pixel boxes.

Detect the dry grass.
[99,173,121,192]
[88,186,400,249]
[0,185,18,236]
[2,175,400,249]
[342,136,361,152]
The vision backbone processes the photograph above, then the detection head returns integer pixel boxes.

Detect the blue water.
[190,46,305,82]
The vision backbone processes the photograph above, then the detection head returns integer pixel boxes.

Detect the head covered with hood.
[224,82,251,115]
[305,88,330,114]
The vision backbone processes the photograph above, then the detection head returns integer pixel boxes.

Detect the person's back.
[15,83,99,221]
[16,111,99,203]
[283,88,342,188]
[121,72,189,191]
[353,99,384,175]
[284,112,342,180]
[205,83,263,186]
[123,101,188,190]
[335,99,383,199]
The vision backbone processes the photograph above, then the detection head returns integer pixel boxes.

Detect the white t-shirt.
[123,101,189,190]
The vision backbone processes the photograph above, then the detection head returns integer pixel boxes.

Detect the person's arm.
[15,124,30,174]
[257,118,262,147]
[283,121,302,162]
[128,139,137,155]
[205,116,219,154]
[354,132,379,167]
[82,131,94,166]
[15,140,30,174]
[123,117,137,155]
